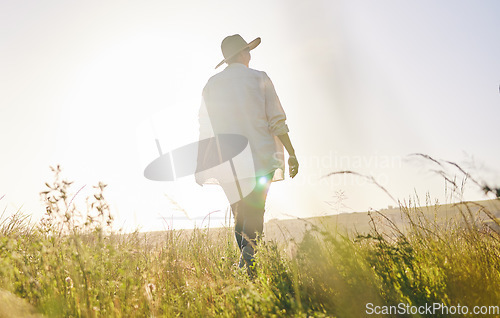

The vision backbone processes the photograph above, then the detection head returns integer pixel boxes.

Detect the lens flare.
[258,176,268,185]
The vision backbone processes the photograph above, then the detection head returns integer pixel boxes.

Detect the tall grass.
[0,165,499,317]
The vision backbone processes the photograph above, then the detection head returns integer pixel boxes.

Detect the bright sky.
[1,0,499,232]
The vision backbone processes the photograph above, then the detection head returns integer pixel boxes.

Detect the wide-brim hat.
[215,34,261,69]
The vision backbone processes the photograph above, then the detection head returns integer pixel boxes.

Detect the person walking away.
[196,34,299,274]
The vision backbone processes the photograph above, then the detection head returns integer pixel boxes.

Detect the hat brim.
[215,37,261,69]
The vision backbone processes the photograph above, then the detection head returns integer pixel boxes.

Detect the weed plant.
[0,164,499,317]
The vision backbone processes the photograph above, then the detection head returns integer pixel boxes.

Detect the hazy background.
[1,0,499,231]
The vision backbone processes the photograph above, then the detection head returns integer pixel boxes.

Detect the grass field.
[1,166,500,317]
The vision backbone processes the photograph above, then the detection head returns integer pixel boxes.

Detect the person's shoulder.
[207,70,225,82]
[245,67,274,84]
[247,67,267,77]
[248,68,274,82]
[203,70,225,91]
[205,65,268,88]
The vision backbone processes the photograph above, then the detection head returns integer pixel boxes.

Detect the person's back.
[203,63,286,179]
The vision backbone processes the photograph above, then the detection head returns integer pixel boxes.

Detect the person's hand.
[288,155,299,178]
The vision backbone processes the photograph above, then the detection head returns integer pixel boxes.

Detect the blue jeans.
[224,172,274,254]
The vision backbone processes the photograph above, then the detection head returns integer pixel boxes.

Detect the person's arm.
[262,72,299,178]
[277,133,299,178]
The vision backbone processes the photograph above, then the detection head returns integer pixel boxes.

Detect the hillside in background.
[264,199,500,243]
[141,199,500,246]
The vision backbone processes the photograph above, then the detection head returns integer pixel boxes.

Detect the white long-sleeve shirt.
[197,63,288,187]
